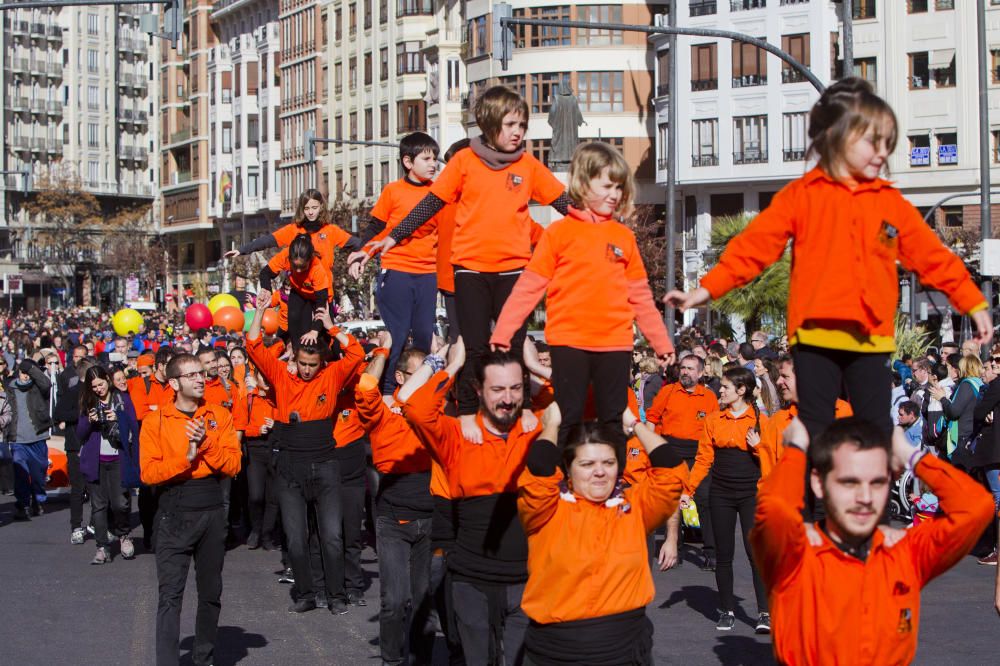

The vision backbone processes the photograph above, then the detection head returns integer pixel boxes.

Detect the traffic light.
[21,166,31,195]
[304,129,316,162]
[492,3,514,71]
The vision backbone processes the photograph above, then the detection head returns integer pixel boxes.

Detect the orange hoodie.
[139,401,242,485]
[750,447,994,666]
[700,168,986,349]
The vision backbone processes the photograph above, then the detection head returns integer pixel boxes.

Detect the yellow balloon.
[208,293,240,314]
[112,308,144,337]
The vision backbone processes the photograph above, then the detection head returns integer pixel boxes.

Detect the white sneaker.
[120,535,135,560]
[71,528,85,545]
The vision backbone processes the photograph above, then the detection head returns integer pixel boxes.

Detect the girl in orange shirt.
[665,78,990,442]
[681,367,774,633]
[492,142,674,448]
[258,234,331,347]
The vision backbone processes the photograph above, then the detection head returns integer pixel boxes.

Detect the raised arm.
[228,233,278,258]
[517,403,563,535]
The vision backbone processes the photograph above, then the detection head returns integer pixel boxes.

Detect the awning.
[930,48,955,69]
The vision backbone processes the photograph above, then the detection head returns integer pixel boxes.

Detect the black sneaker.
[288,598,317,613]
[328,599,350,615]
[246,531,261,550]
[716,611,736,631]
[278,567,295,584]
[348,592,367,607]
[701,552,716,572]
[755,612,771,634]
[12,507,29,521]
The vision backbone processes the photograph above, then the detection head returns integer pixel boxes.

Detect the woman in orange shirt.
[666,78,990,442]
[681,367,774,633]
[518,404,686,665]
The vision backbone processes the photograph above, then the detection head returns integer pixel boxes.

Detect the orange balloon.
[262,309,280,335]
[213,306,244,332]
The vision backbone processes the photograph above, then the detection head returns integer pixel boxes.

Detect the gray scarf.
[469,136,525,171]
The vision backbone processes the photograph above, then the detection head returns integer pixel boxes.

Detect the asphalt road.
[0,493,997,665]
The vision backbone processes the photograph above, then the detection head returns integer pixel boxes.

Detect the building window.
[335,8,342,40]
[782,112,807,161]
[349,3,357,35]
[398,0,432,17]
[88,123,99,148]
[908,134,930,167]
[87,14,98,35]
[657,123,669,170]
[499,74,528,103]
[577,71,624,112]
[781,34,810,83]
[731,41,767,88]
[992,50,1000,84]
[907,0,928,13]
[943,207,963,227]
[529,138,552,167]
[380,0,387,23]
[908,52,929,89]
[334,62,343,93]
[380,47,389,80]
[731,0,765,10]
[693,118,719,166]
[656,49,670,96]
[530,72,569,113]
[334,115,343,140]
[993,130,1000,162]
[854,57,877,87]
[854,0,876,19]
[733,115,768,164]
[398,100,426,131]
[380,104,389,137]
[365,109,373,140]
[513,6,570,48]
[397,42,424,75]
[349,57,357,88]
[936,0,954,8]
[364,52,372,85]
[691,43,718,91]
[364,0,372,29]
[931,50,956,87]
[350,112,358,140]
[936,132,957,165]
[577,5,623,46]
[87,49,98,73]
[471,16,489,57]
[222,124,232,153]
[381,161,390,188]
[690,0,717,16]
[365,164,374,197]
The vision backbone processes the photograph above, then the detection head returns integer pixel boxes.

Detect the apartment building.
[209,0,283,255]
[321,0,442,206]
[278,0,325,216]
[1,6,160,306]
[461,0,668,208]
[159,0,219,285]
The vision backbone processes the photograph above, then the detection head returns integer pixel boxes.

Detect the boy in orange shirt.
[259,234,332,346]
[347,132,442,396]
[751,417,993,665]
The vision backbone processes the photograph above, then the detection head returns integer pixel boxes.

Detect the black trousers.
[451,580,528,666]
[549,347,630,448]
[154,506,227,666]
[709,484,767,614]
[66,448,86,530]
[792,345,891,520]
[286,291,336,346]
[376,515,435,665]
[441,290,460,343]
[338,439,368,597]
[140,485,160,544]
[88,460,131,547]
[430,548,465,665]
[246,445,278,539]
[453,267,528,416]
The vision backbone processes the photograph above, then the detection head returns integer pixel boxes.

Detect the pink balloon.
[185,303,213,330]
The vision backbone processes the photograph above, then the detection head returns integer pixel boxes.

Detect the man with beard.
[401,339,542,665]
[645,354,719,570]
[751,418,993,665]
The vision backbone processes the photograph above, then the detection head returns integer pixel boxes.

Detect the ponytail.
[751,401,761,435]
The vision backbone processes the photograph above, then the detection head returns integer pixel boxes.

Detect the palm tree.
[705,213,789,334]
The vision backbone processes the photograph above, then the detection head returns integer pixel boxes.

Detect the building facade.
[209,0,283,256]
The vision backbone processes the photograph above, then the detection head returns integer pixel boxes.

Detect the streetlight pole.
[665,0,677,337]
[842,0,853,77]
[977,0,993,312]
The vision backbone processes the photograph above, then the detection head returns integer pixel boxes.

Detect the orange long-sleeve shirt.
[369,178,439,274]
[645,382,719,442]
[750,447,994,666]
[700,167,986,346]
[355,373,432,476]
[686,407,776,494]
[767,401,853,468]
[518,442,687,624]
[272,222,353,274]
[491,207,672,356]
[245,331,364,424]
[203,377,238,411]
[128,375,175,422]
[269,291,289,332]
[402,370,541,499]
[139,401,242,485]
[267,248,332,301]
[232,387,276,438]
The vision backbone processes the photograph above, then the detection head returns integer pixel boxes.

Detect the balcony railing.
[657,158,669,170]
[731,0,766,10]
[170,128,191,143]
[11,58,29,73]
[10,20,28,36]
[782,68,806,84]
[733,149,768,164]
[692,154,719,167]
[46,100,61,115]
[47,24,62,40]
[12,136,30,151]
[732,74,766,88]
[48,62,62,77]
[780,0,809,4]
[29,98,45,114]
[30,138,46,152]
[30,22,45,38]
[119,73,135,87]
[690,1,717,16]
[46,138,61,154]
[30,59,46,76]
[9,96,28,112]
[783,148,806,162]
[692,78,718,91]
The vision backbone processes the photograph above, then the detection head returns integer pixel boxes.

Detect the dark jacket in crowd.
[77,391,141,488]
[53,367,83,452]
[5,360,53,441]
[973,377,1000,468]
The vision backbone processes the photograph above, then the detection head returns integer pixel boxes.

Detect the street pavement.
[0,492,997,665]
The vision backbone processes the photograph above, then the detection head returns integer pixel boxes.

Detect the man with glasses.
[246,291,365,616]
[750,330,777,361]
[140,353,242,666]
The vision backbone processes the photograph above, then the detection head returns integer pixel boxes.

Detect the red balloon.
[213,306,244,332]
[185,303,213,331]
[262,309,280,335]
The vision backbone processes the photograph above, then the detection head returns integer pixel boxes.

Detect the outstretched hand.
[971,309,994,347]
[224,249,240,259]
[663,287,711,313]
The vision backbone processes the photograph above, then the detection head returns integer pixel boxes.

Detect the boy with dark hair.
[347,131,442,395]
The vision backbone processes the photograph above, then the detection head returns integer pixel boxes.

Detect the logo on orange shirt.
[505,174,523,190]
[339,409,351,421]
[697,411,707,420]
[207,419,218,431]
[878,221,899,248]
[605,243,624,263]
[896,608,912,634]
[317,393,327,405]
